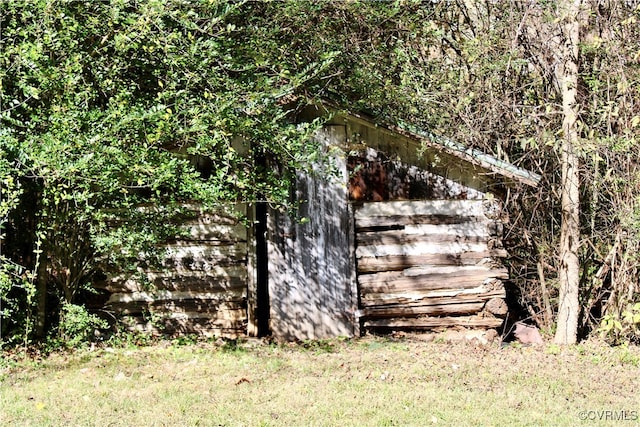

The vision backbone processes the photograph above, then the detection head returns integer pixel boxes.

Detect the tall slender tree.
[554,0,583,344]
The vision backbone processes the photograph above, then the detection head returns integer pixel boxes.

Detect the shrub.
[54,303,109,349]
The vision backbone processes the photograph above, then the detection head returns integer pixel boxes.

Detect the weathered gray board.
[267,125,357,340]
[354,199,509,330]
[99,205,249,337]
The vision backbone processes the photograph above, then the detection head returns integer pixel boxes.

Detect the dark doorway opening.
[255,203,270,336]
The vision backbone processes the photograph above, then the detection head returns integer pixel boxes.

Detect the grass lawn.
[1,334,639,426]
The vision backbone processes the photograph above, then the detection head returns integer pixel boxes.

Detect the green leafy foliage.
[599,303,640,345]
[0,140,35,348]
[0,0,333,345]
[53,302,108,349]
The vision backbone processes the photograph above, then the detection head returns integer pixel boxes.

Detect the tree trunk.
[554,0,582,345]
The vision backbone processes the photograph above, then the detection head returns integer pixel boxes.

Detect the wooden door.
[267,125,358,340]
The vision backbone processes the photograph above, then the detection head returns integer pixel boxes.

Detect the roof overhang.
[302,101,542,188]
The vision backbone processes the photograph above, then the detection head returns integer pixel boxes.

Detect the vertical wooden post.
[255,201,270,336]
[347,201,361,337]
[246,202,258,337]
[35,254,47,339]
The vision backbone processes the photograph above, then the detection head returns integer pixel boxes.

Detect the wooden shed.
[266,106,540,340]
[99,106,540,340]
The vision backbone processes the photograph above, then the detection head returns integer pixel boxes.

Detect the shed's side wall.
[267,125,357,340]
[100,205,249,337]
[355,199,509,330]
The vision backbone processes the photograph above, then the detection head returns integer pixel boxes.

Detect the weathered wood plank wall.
[267,125,357,340]
[99,205,249,337]
[354,199,509,330]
